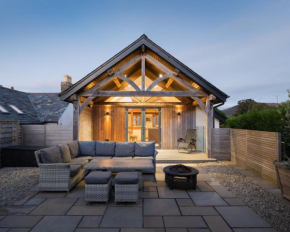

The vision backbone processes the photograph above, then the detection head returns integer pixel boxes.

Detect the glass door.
[126,107,161,148]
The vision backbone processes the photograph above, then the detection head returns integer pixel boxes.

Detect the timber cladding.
[230,129,281,187]
[0,121,20,148]
[92,105,196,148]
[79,107,93,141]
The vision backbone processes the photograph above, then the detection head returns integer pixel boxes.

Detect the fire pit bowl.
[163,164,199,190]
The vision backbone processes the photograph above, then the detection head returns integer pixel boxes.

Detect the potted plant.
[275,158,290,200]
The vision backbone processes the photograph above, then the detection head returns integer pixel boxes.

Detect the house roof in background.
[0,86,68,124]
[60,34,229,103]
[28,93,69,123]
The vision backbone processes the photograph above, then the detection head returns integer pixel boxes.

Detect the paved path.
[0,164,277,232]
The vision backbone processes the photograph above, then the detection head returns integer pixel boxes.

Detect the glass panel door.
[126,107,161,148]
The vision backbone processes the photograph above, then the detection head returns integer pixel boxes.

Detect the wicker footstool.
[85,171,112,204]
[115,172,139,204]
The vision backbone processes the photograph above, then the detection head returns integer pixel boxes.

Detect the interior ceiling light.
[159,74,162,78]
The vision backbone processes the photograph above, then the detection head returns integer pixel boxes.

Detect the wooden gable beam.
[90,91,205,97]
[165,77,174,89]
[115,74,141,91]
[113,77,121,88]
[146,73,171,91]
[114,55,141,74]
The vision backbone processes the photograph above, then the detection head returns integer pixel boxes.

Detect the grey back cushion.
[96,141,115,156]
[67,141,79,159]
[78,141,96,156]
[58,144,72,163]
[115,142,135,157]
[135,142,155,157]
[40,146,63,163]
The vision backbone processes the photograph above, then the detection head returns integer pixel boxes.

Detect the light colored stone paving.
[0,163,278,232]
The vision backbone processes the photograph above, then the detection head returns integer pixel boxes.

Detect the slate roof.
[0,86,68,124]
[28,93,69,123]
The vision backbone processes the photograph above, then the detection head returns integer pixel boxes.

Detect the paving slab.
[34,192,67,198]
[180,207,219,216]
[196,182,214,192]
[74,198,87,206]
[0,206,35,215]
[121,229,165,232]
[166,229,187,232]
[78,216,102,227]
[0,229,9,232]
[12,192,37,206]
[100,207,142,228]
[67,205,106,216]
[76,180,85,188]
[233,229,277,232]
[188,192,228,206]
[176,199,195,207]
[139,192,159,199]
[216,206,271,228]
[0,216,4,221]
[30,198,77,216]
[144,199,180,216]
[66,188,86,198]
[30,216,82,232]
[163,216,207,228]
[197,174,213,182]
[76,229,119,232]
[144,216,164,227]
[0,216,42,227]
[223,197,245,206]
[126,199,143,207]
[203,216,232,232]
[144,187,157,192]
[157,187,189,198]
[143,181,167,187]
[206,184,235,198]
[187,229,211,232]
[24,198,46,206]
[7,229,31,232]
[29,185,39,192]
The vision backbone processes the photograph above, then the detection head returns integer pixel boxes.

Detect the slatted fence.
[211,128,231,160]
[230,129,281,186]
[0,121,19,148]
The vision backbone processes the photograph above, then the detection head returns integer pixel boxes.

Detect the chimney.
[61,74,72,92]
[11,86,14,90]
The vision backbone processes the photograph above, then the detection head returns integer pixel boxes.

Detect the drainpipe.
[213,102,225,128]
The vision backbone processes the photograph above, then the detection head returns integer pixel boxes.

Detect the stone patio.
[0,164,277,232]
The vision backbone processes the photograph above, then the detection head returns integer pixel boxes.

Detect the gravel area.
[0,167,39,206]
[199,162,290,232]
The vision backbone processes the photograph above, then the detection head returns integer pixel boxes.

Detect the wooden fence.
[22,124,73,146]
[230,129,281,186]
[0,121,20,148]
[211,128,231,160]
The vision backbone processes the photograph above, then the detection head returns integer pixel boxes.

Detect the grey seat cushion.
[85,171,112,184]
[58,144,72,163]
[70,158,89,167]
[115,142,135,157]
[135,142,155,157]
[67,141,79,159]
[115,172,139,184]
[91,156,113,160]
[96,141,115,156]
[112,157,133,160]
[40,146,63,163]
[133,156,154,160]
[78,141,96,156]
[70,164,82,177]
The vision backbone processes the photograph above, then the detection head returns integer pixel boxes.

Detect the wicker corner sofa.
[35,141,157,192]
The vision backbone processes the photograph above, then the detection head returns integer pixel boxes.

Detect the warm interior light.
[159,74,162,78]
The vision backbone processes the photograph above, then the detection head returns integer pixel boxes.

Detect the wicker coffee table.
[163,165,199,190]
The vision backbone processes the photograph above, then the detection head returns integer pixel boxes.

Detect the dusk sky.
[0,0,290,109]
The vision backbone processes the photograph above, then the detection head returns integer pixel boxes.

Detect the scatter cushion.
[134,142,155,157]
[58,144,72,163]
[70,158,89,167]
[115,172,139,184]
[67,141,79,159]
[40,146,63,163]
[70,164,82,177]
[78,141,96,156]
[96,141,115,156]
[85,171,112,184]
[115,142,135,157]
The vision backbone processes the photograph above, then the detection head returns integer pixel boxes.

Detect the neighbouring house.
[0,85,72,125]
[222,103,280,118]
[59,34,229,157]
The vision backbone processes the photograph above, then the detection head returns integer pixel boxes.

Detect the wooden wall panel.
[230,129,280,187]
[0,121,20,148]
[161,105,196,149]
[79,107,93,141]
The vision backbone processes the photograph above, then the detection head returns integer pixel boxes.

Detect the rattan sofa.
[35,141,157,192]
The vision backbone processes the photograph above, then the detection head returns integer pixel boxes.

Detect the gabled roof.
[60,34,229,103]
[28,93,69,123]
[0,86,69,124]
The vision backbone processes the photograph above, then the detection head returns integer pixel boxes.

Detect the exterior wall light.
[177,112,181,116]
[106,111,110,116]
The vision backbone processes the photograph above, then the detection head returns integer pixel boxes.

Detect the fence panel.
[0,121,19,148]
[211,128,231,160]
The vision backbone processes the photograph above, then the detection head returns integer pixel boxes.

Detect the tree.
[235,99,269,116]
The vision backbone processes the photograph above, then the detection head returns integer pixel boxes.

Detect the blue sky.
[0,0,290,109]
